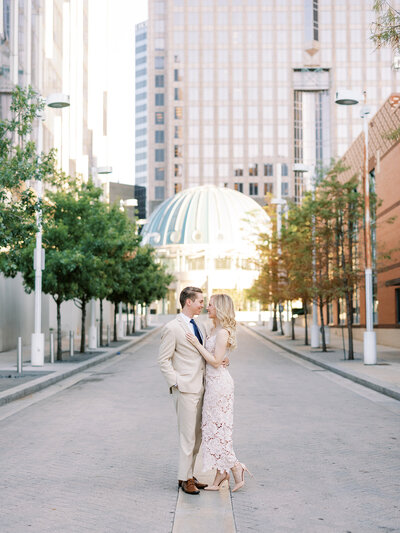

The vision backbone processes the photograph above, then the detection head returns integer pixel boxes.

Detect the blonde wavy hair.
[211,293,237,351]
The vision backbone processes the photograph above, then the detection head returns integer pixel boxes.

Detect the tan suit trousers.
[172,386,204,481]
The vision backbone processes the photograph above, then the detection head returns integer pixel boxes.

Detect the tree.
[371,1,400,52]
[280,198,314,345]
[0,86,57,279]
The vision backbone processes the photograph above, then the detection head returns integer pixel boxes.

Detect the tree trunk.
[303,298,309,346]
[272,303,278,331]
[132,305,136,333]
[56,298,62,361]
[126,304,130,335]
[80,298,87,353]
[99,299,104,347]
[278,304,284,335]
[319,297,327,352]
[113,303,118,341]
[345,291,354,360]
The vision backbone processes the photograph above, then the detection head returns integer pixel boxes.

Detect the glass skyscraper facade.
[137,0,400,215]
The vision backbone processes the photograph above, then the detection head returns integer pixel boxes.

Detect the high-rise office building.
[137,0,400,215]
[135,21,148,191]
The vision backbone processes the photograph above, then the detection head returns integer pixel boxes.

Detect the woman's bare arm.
[186,329,229,368]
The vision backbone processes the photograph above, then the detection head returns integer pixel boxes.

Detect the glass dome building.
[142,185,270,315]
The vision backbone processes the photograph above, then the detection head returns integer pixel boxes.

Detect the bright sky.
[88,0,148,185]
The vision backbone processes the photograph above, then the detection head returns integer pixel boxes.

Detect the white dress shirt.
[181,312,203,343]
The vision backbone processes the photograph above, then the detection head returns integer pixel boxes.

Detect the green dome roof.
[141,185,270,247]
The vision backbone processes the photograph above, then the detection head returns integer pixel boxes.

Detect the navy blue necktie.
[190,319,203,345]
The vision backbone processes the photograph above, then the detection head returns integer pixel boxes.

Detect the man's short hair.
[179,286,203,308]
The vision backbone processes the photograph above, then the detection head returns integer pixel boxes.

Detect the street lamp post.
[293,163,320,349]
[87,165,114,349]
[335,89,377,365]
[31,93,70,366]
[271,163,287,334]
[118,198,138,337]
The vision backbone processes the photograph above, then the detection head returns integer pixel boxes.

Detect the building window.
[136,32,146,43]
[155,75,164,87]
[136,128,147,137]
[174,126,183,139]
[136,104,147,113]
[264,164,273,176]
[136,56,146,66]
[396,288,400,324]
[155,112,164,124]
[155,56,164,69]
[234,182,243,193]
[174,88,183,100]
[174,183,182,194]
[155,167,164,181]
[282,182,289,196]
[155,186,164,201]
[136,44,146,54]
[136,140,146,149]
[174,164,182,177]
[155,149,164,162]
[234,166,243,176]
[174,68,183,81]
[264,183,273,195]
[305,0,319,42]
[136,68,146,78]
[249,163,258,176]
[174,145,183,158]
[136,92,146,101]
[249,183,259,196]
[175,107,183,119]
[281,163,288,176]
[136,80,147,90]
[155,93,164,106]
[215,257,232,270]
[155,130,164,143]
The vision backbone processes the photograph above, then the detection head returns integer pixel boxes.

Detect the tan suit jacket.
[158,314,206,394]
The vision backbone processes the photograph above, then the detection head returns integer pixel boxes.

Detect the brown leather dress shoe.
[181,478,200,495]
[178,477,208,490]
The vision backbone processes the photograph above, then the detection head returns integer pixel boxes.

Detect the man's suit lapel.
[177,314,205,345]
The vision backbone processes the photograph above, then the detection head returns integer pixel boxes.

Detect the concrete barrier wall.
[0,274,115,353]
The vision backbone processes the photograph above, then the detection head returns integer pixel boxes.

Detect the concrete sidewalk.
[243,322,400,401]
[0,325,163,407]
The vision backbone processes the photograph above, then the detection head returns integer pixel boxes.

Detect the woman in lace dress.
[186,293,252,492]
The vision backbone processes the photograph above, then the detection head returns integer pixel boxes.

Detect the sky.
[88,0,148,185]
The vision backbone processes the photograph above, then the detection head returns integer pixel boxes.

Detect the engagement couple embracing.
[158,286,252,495]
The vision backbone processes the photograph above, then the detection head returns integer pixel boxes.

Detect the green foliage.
[371,0,400,52]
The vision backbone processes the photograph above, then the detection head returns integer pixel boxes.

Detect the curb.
[0,326,162,407]
[242,323,400,402]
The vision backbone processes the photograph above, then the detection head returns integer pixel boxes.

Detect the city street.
[0,325,399,533]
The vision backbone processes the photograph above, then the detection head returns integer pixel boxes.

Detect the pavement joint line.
[241,323,400,402]
[0,325,162,407]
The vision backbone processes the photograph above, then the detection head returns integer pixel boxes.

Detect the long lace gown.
[202,334,238,474]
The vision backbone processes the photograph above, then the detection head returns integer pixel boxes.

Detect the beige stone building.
[139,0,400,216]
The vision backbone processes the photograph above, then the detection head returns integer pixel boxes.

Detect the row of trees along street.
[250,161,394,360]
[0,86,173,359]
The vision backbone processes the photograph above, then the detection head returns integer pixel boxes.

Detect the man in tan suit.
[158,286,208,495]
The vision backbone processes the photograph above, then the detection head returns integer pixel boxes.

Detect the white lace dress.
[201,334,238,473]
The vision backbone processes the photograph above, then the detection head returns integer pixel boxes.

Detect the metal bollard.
[69,331,74,357]
[17,337,22,374]
[50,333,54,364]
[107,325,110,346]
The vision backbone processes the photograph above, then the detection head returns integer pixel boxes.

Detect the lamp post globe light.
[31,94,70,366]
[292,163,320,349]
[335,89,377,365]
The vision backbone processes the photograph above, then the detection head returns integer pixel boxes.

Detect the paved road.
[0,326,399,532]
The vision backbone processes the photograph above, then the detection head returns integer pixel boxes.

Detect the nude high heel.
[231,462,253,492]
[204,471,230,491]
